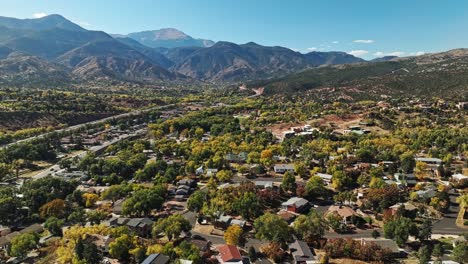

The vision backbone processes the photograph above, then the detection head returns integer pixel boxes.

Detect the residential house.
[315,173,332,185]
[195,166,204,176]
[254,181,273,189]
[415,157,442,166]
[288,240,318,264]
[206,168,218,177]
[326,206,357,224]
[387,202,417,217]
[89,234,114,254]
[217,245,243,264]
[214,215,232,230]
[394,173,417,187]
[452,173,468,183]
[274,164,295,174]
[225,152,248,163]
[281,197,309,213]
[141,253,170,264]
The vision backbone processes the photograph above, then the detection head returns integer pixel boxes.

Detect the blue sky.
[2,0,468,59]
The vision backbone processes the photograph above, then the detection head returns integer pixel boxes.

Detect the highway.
[1,104,174,150]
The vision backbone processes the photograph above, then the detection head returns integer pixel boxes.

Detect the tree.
[75,238,102,264]
[418,218,432,242]
[224,225,243,246]
[331,170,351,191]
[109,234,134,261]
[122,186,165,217]
[294,162,307,177]
[152,214,191,241]
[9,233,39,258]
[260,149,273,167]
[233,192,261,220]
[383,217,416,246]
[175,241,201,263]
[0,163,12,181]
[281,171,296,193]
[187,190,206,212]
[400,152,415,173]
[22,176,76,213]
[432,243,444,261]
[82,193,99,208]
[254,213,292,244]
[452,241,468,263]
[293,210,327,244]
[39,198,67,218]
[0,187,21,225]
[248,246,257,262]
[216,170,233,182]
[44,217,64,235]
[372,229,380,239]
[305,176,326,198]
[418,245,432,264]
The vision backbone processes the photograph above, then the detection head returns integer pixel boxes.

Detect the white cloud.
[307,47,317,51]
[291,48,299,52]
[32,12,48,18]
[374,51,405,57]
[353,39,375,44]
[332,41,339,44]
[348,50,369,57]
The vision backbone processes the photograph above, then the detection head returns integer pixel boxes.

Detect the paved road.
[432,194,467,235]
[1,104,174,150]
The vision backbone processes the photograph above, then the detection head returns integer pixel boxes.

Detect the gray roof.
[289,240,316,263]
[282,197,309,207]
[358,238,400,253]
[141,253,170,264]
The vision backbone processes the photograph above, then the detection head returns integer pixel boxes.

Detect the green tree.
[293,210,327,244]
[187,190,206,212]
[254,213,292,244]
[44,217,64,235]
[122,186,165,217]
[216,170,233,182]
[418,218,432,242]
[152,214,191,241]
[452,241,468,263]
[418,245,432,264]
[109,234,134,261]
[281,171,296,193]
[233,192,261,220]
[9,233,39,258]
[305,176,327,198]
[400,152,415,173]
[432,243,444,261]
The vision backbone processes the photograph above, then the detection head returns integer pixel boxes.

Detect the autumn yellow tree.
[82,193,99,208]
[224,225,243,246]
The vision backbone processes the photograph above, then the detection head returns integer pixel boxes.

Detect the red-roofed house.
[217,245,242,264]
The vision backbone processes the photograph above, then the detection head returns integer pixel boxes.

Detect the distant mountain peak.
[0,14,85,32]
[152,28,190,40]
[125,28,214,48]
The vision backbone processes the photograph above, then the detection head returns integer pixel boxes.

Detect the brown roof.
[327,205,357,218]
[218,245,242,262]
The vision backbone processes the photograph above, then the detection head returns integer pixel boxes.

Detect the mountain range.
[0,14,467,99]
[0,14,367,85]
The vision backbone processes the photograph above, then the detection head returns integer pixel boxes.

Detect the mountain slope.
[123,28,214,48]
[304,51,365,66]
[171,41,365,82]
[115,37,174,68]
[0,54,70,86]
[0,14,85,32]
[56,39,179,82]
[250,49,468,99]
